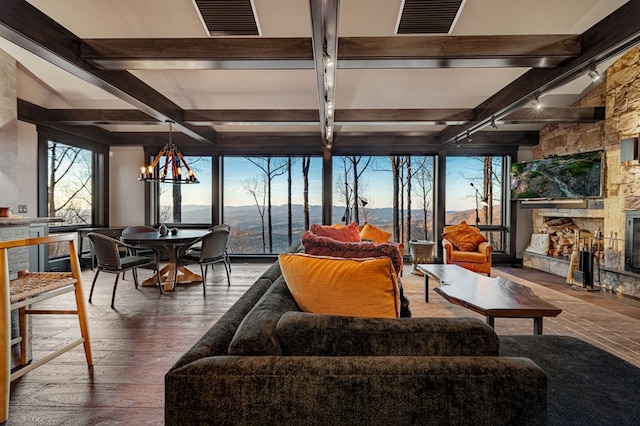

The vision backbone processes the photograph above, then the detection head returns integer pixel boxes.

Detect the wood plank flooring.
[6,262,640,425]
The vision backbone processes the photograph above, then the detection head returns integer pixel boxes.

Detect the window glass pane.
[223,156,322,254]
[446,156,504,250]
[332,156,435,250]
[159,156,212,224]
[47,141,93,228]
[445,156,503,226]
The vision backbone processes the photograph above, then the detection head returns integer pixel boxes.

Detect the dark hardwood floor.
[8,262,266,425]
[6,261,640,425]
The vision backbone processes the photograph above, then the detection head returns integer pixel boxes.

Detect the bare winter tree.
[347,156,372,224]
[412,158,434,240]
[245,157,288,252]
[389,156,405,242]
[301,156,311,231]
[48,141,92,225]
[243,176,267,253]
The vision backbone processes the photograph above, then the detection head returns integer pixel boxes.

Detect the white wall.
[0,48,17,211]
[16,121,38,216]
[514,146,534,258]
[109,146,147,226]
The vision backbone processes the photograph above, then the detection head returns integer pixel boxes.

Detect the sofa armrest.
[275,312,499,356]
[168,277,274,371]
[166,355,547,426]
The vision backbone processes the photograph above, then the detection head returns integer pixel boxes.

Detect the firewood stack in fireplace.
[539,217,594,257]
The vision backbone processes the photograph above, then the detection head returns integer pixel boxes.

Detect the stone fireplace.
[521,45,640,299]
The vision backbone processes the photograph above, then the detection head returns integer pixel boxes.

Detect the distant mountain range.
[172,203,493,253]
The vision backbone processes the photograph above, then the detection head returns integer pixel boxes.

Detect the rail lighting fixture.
[532,96,542,110]
[138,122,199,184]
[455,137,461,148]
[490,117,498,130]
[466,130,472,143]
[588,66,601,82]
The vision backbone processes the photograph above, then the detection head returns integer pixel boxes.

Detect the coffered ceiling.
[0,0,637,154]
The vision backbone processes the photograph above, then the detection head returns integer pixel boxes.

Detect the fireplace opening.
[625,211,640,273]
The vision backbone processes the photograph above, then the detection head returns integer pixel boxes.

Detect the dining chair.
[186,224,232,272]
[121,225,160,262]
[176,228,231,295]
[87,233,162,309]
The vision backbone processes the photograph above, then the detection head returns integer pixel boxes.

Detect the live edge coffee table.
[417,264,562,335]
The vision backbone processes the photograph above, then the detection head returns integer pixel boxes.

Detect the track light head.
[454,137,461,148]
[532,96,542,110]
[588,66,601,82]
[466,130,472,143]
[490,117,498,131]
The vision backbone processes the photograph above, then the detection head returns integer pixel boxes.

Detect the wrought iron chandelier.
[138,122,199,184]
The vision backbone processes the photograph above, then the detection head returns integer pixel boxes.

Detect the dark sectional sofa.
[165,243,548,425]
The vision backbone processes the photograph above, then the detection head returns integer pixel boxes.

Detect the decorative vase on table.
[158,224,169,236]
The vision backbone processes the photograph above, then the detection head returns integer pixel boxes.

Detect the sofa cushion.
[276,312,500,356]
[302,231,403,275]
[227,276,299,356]
[310,221,361,242]
[279,253,400,318]
[359,222,392,243]
[301,231,411,317]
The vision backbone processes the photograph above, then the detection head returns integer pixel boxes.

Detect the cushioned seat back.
[227,276,299,356]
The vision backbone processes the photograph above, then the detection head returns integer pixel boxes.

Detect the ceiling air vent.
[396,0,464,34]
[194,0,260,36]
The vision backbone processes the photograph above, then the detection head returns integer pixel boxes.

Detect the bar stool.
[0,234,93,424]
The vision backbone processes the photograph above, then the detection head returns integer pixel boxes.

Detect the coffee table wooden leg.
[533,317,543,335]
[486,316,495,329]
[424,276,429,302]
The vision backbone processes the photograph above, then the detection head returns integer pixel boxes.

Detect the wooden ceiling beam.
[338,35,580,68]
[82,37,314,70]
[440,0,640,145]
[22,103,603,127]
[80,35,580,70]
[0,0,216,145]
[500,107,605,123]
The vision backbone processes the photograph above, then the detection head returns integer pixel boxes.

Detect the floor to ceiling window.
[223,156,322,254]
[47,141,94,228]
[40,131,108,259]
[445,155,507,251]
[332,155,436,252]
[158,156,212,224]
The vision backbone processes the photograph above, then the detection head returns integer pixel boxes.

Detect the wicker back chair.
[0,234,92,424]
[176,228,231,294]
[87,233,162,309]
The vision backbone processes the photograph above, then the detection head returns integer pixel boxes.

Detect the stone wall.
[526,46,640,298]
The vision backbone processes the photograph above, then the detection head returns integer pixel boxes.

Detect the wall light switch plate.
[17,205,27,213]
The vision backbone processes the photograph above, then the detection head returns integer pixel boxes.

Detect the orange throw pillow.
[279,253,400,318]
[310,222,361,242]
[359,222,392,243]
[443,227,487,252]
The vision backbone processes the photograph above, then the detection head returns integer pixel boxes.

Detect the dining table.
[120,229,210,291]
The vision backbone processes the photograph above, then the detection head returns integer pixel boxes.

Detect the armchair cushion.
[310,222,361,242]
[279,253,400,319]
[443,222,487,252]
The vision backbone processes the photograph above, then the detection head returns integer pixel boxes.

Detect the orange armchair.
[442,223,493,276]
